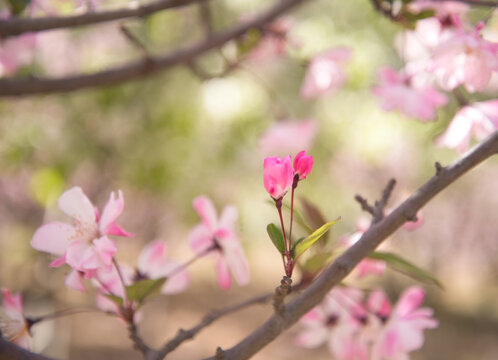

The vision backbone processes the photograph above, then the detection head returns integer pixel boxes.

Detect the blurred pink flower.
[408,1,469,22]
[92,264,133,317]
[296,288,363,359]
[248,17,294,62]
[31,187,133,281]
[436,100,498,153]
[0,34,36,77]
[188,196,249,289]
[263,155,294,200]
[372,67,448,121]
[300,47,352,99]
[371,287,438,360]
[430,20,498,93]
[0,289,30,349]
[137,240,190,294]
[259,119,317,156]
[293,150,313,180]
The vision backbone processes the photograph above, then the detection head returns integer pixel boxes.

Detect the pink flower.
[430,20,498,93]
[293,150,313,180]
[31,187,133,283]
[436,100,498,153]
[259,119,317,157]
[0,34,36,77]
[137,240,190,294]
[188,196,250,289]
[371,287,438,360]
[0,289,30,349]
[372,67,448,121]
[296,288,363,359]
[300,47,352,99]
[408,1,469,22]
[248,17,294,62]
[263,155,294,200]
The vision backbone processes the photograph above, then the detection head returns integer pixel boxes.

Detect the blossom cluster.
[297,286,438,360]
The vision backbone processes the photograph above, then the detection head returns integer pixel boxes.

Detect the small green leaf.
[291,237,305,259]
[125,277,167,303]
[369,251,443,289]
[103,293,124,308]
[267,223,285,253]
[301,252,333,273]
[294,218,341,259]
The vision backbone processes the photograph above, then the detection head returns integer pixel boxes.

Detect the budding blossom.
[263,155,294,200]
[293,150,313,180]
[188,196,249,289]
[430,19,498,93]
[436,99,498,153]
[0,289,30,349]
[372,67,448,121]
[300,47,352,99]
[297,286,437,359]
[31,187,133,287]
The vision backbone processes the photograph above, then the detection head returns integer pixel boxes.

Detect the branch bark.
[202,130,498,360]
[0,0,307,97]
[0,0,200,37]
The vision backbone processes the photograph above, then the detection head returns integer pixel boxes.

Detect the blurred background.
[1,0,498,359]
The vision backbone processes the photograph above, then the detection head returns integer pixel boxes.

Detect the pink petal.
[57,187,96,226]
[219,238,250,287]
[92,236,117,272]
[49,255,66,268]
[137,240,166,273]
[64,270,86,292]
[188,224,215,255]
[394,286,425,318]
[296,326,329,348]
[31,222,75,256]
[99,190,133,237]
[367,289,392,318]
[65,240,96,271]
[214,255,231,290]
[218,205,238,231]
[1,288,23,316]
[161,263,190,294]
[193,196,218,231]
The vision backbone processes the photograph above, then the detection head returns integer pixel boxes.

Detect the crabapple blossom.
[371,287,438,360]
[263,155,294,200]
[408,1,469,23]
[293,150,313,180]
[430,19,498,93]
[93,264,133,316]
[31,187,133,282]
[436,99,498,153]
[259,119,317,156]
[0,289,30,349]
[372,67,447,121]
[300,47,352,99]
[137,240,190,294]
[188,196,249,289]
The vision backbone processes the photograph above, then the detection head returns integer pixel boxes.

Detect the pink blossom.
[248,17,294,62]
[430,20,498,93]
[372,67,448,121]
[293,150,313,180]
[296,288,364,359]
[137,240,190,294]
[31,187,133,283]
[371,287,438,360]
[0,289,30,349]
[188,196,249,289]
[408,1,469,23]
[300,47,352,99]
[436,100,498,153]
[259,119,317,157]
[0,34,36,77]
[263,155,294,200]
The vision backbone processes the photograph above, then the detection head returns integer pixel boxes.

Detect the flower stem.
[276,198,292,276]
[113,257,130,306]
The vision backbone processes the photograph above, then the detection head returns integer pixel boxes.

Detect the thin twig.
[0,0,307,97]
[128,322,152,356]
[156,292,273,359]
[355,179,396,225]
[202,131,498,360]
[0,0,202,37]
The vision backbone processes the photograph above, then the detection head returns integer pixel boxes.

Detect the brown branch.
[0,338,52,360]
[0,0,201,37]
[355,178,396,224]
[203,130,498,360]
[128,322,153,357]
[155,292,273,359]
[272,276,292,315]
[0,0,307,97]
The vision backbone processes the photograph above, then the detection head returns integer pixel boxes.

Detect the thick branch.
[203,130,498,360]
[0,0,200,37]
[0,338,52,360]
[0,0,307,97]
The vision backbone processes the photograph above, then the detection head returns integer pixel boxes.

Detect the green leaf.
[103,293,124,308]
[125,277,167,303]
[300,252,333,273]
[293,218,341,259]
[267,223,285,253]
[7,0,31,15]
[300,198,329,245]
[369,251,443,289]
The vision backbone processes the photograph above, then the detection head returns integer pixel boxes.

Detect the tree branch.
[0,0,201,37]
[0,0,307,97]
[203,130,498,360]
[0,338,52,360]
